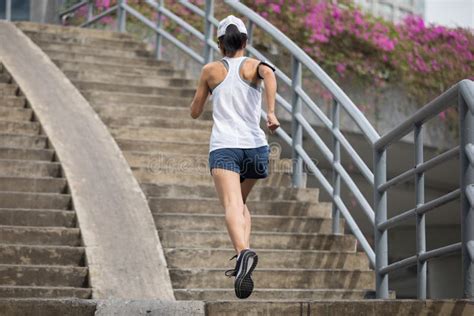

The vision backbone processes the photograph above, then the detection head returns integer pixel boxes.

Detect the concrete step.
[0,84,18,97]
[66,71,196,88]
[73,80,196,98]
[0,286,91,299]
[150,198,330,217]
[81,90,191,107]
[0,298,95,314]
[0,107,33,121]
[104,115,211,130]
[155,213,342,234]
[0,159,60,178]
[0,96,26,107]
[56,60,183,78]
[17,21,135,40]
[35,41,150,59]
[94,104,212,121]
[117,139,209,155]
[0,177,67,193]
[24,31,146,51]
[175,288,374,301]
[112,127,210,143]
[159,231,356,251]
[205,300,471,315]
[141,183,320,203]
[0,245,84,266]
[169,268,374,289]
[0,264,87,287]
[45,50,167,68]
[165,248,369,270]
[0,120,40,136]
[0,226,81,246]
[0,134,48,149]
[52,59,180,77]
[0,147,54,161]
[0,192,71,210]
[0,209,75,227]
[133,167,298,187]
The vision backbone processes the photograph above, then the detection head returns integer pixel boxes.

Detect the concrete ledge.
[95,299,204,316]
[0,21,174,300]
[0,299,96,316]
[0,299,204,316]
[206,300,474,316]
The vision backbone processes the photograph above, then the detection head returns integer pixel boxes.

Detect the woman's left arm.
[190,65,211,119]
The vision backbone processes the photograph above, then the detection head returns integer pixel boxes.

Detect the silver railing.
[374,80,474,299]
[4,0,12,21]
[57,0,474,299]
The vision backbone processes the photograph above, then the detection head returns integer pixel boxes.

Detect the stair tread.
[52,58,175,72]
[157,213,330,219]
[164,247,359,254]
[0,244,84,250]
[0,225,78,230]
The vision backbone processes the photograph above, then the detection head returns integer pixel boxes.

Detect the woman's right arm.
[190,65,211,119]
[258,64,280,133]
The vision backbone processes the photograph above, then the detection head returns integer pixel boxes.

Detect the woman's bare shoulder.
[203,61,224,71]
[246,57,261,66]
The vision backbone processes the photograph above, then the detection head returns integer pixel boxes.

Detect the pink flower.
[336,63,346,75]
[270,4,281,14]
[438,111,446,121]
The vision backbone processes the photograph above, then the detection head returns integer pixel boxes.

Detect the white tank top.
[209,56,268,152]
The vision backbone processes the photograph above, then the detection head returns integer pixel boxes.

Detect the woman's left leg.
[211,168,247,254]
[241,178,258,249]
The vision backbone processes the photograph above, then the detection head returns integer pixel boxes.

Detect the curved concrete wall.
[0,21,174,300]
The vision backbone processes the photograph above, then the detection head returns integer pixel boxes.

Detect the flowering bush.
[244,1,473,102]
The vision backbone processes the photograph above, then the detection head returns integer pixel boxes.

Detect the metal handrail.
[4,0,12,21]
[56,0,474,299]
[374,80,474,299]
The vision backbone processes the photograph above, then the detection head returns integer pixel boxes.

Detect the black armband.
[257,60,276,79]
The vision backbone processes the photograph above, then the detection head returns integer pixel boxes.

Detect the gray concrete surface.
[206,299,474,315]
[95,299,204,316]
[0,21,174,300]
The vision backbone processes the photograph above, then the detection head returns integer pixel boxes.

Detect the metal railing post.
[331,98,341,234]
[203,0,214,64]
[291,56,303,187]
[5,0,12,21]
[374,148,389,298]
[117,0,126,33]
[87,0,94,23]
[460,90,474,298]
[246,21,254,57]
[415,124,427,298]
[154,0,164,60]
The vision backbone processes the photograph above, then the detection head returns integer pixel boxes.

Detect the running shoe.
[224,249,258,299]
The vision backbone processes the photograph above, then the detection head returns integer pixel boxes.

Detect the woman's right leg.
[211,168,247,254]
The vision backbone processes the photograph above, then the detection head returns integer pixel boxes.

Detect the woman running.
[190,15,280,299]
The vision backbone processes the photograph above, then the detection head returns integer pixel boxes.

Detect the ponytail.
[218,24,248,57]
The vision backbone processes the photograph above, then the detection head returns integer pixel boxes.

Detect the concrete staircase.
[0,63,90,299]
[17,22,375,312]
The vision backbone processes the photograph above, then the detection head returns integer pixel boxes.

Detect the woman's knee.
[223,199,245,213]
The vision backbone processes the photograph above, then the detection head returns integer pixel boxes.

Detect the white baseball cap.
[217,15,247,38]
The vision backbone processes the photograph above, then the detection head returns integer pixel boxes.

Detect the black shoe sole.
[235,252,258,299]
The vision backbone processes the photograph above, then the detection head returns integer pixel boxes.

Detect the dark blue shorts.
[209,145,270,183]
